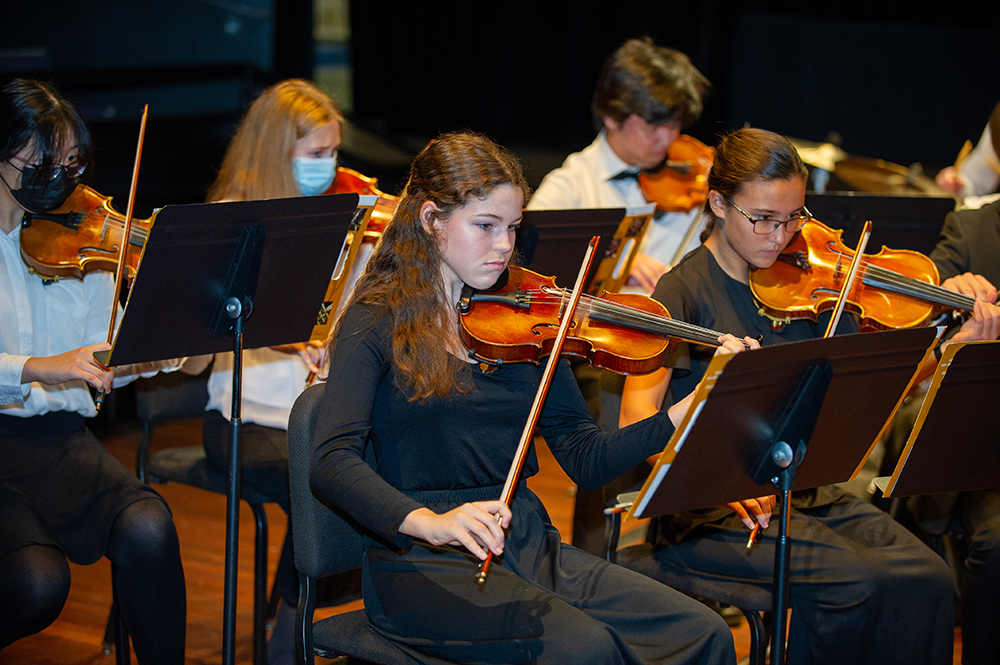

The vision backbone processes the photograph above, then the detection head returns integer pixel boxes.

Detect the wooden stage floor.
[0,415,963,664]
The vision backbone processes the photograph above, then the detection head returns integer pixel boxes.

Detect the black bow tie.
[609,169,640,181]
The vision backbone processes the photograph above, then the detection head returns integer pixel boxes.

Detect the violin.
[750,218,976,331]
[458,265,736,375]
[19,183,152,283]
[638,134,714,213]
[325,165,398,238]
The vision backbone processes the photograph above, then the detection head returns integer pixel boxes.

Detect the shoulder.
[526,136,606,210]
[337,302,392,347]
[652,248,708,306]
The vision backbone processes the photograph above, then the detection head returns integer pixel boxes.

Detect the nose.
[656,123,681,149]
[770,223,794,246]
[495,229,514,254]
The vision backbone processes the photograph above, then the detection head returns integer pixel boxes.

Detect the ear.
[602,115,620,133]
[707,190,728,220]
[419,200,440,234]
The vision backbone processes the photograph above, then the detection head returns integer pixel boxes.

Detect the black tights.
[0,498,186,664]
[0,544,70,647]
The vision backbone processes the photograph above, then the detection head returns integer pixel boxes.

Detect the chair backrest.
[134,369,210,424]
[287,383,369,579]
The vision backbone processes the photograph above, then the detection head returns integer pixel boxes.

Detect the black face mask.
[2,163,80,214]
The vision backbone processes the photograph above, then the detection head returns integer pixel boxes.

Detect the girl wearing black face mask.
[0,78,186,663]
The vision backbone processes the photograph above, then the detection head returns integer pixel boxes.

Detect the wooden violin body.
[458,266,731,375]
[19,184,151,283]
[750,219,974,331]
[638,134,714,213]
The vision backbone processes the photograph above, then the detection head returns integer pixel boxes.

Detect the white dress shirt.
[958,124,1000,201]
[527,131,704,269]
[2,224,114,417]
[205,347,310,431]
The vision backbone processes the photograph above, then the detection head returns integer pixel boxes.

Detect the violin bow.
[475,236,599,588]
[823,220,872,339]
[94,104,148,409]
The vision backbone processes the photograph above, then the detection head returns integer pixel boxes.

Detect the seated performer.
[935,100,1000,205]
[527,37,711,292]
[0,79,185,663]
[527,37,711,554]
[881,197,1000,665]
[618,127,1000,665]
[309,131,744,664]
[181,78,363,663]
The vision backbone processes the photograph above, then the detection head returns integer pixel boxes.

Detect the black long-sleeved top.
[310,302,677,547]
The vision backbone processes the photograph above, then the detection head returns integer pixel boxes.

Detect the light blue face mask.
[292,155,337,196]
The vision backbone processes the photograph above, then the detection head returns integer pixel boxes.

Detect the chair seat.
[148,446,274,505]
[312,609,412,664]
[615,543,772,611]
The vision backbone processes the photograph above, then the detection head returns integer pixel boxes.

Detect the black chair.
[604,492,769,665]
[286,384,414,665]
[108,370,280,665]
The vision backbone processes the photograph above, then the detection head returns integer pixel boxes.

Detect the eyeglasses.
[7,154,87,180]
[726,198,811,235]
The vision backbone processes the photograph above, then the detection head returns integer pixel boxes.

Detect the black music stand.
[517,205,654,293]
[103,192,360,665]
[626,327,939,665]
[877,340,1000,499]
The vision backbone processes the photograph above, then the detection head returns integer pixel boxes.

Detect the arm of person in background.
[936,124,1000,199]
[269,340,327,374]
[625,252,669,293]
[619,335,774,531]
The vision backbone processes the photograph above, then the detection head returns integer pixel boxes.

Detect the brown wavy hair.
[334,132,530,401]
[207,79,343,202]
[591,38,710,130]
[700,127,808,242]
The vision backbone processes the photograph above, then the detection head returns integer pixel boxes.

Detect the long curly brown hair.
[333,132,530,401]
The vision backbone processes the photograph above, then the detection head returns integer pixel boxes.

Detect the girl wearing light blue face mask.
[207,78,343,203]
[292,153,337,196]
[191,78,357,665]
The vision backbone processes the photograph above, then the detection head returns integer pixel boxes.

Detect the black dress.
[309,303,735,665]
[617,245,956,665]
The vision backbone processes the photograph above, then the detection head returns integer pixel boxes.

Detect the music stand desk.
[878,340,1000,498]
[106,193,360,665]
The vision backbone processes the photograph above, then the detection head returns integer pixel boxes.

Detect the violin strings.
[52,211,149,243]
[517,290,724,346]
[819,251,975,312]
[850,258,975,310]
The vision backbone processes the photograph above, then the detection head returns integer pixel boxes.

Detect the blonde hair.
[207,79,343,202]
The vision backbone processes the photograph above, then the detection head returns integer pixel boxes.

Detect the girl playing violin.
[181,78,357,662]
[0,79,185,662]
[619,127,1000,665]
[310,131,746,664]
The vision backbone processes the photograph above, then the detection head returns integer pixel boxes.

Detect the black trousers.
[361,484,735,665]
[619,494,955,665]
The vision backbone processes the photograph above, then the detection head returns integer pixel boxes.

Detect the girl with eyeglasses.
[0,79,186,662]
[618,127,982,664]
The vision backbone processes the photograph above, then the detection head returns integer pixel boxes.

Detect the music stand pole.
[102,193,360,665]
[747,363,832,665]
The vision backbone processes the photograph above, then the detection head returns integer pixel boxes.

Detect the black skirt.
[0,412,166,564]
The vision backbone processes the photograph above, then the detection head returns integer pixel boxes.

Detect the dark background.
[3,1,998,220]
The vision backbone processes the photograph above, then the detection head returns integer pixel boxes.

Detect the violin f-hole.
[531,320,576,336]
